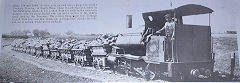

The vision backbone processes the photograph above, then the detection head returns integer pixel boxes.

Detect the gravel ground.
[0,47,100,83]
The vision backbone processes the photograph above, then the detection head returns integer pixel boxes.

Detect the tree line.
[2,29,50,39]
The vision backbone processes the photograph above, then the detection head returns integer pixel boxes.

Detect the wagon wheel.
[100,60,106,70]
[74,58,77,65]
[42,53,45,58]
[46,54,49,58]
[93,60,97,69]
[61,56,65,62]
[76,59,81,66]
[144,69,156,81]
[43,52,46,58]
[79,59,82,66]
[97,60,102,70]
[46,53,50,59]
[98,63,103,70]
[46,53,49,58]
[80,59,85,67]
[56,53,60,60]
[53,53,58,60]
[43,53,46,58]
[50,53,54,60]
[53,53,57,60]
[89,61,93,67]
[66,58,69,63]
[125,69,130,76]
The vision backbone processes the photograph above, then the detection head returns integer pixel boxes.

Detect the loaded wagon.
[90,45,108,69]
[59,48,74,63]
[42,44,51,58]
[74,48,93,66]
[49,48,61,60]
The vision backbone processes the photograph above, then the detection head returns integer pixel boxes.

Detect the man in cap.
[156,14,176,62]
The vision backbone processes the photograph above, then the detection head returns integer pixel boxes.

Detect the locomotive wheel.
[179,73,185,81]
[172,72,185,82]
[178,73,185,81]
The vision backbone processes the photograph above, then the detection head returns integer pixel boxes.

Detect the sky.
[1,0,240,34]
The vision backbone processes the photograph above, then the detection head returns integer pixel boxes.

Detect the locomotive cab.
[142,4,215,81]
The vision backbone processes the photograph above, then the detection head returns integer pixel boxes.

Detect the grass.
[212,34,239,76]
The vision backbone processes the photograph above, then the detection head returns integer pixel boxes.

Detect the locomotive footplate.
[117,55,148,77]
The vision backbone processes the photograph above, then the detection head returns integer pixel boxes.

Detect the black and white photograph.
[0,0,240,82]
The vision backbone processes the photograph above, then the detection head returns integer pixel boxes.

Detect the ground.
[0,51,99,82]
[0,46,154,82]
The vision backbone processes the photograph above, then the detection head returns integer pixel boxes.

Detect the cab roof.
[143,4,213,17]
[141,4,214,34]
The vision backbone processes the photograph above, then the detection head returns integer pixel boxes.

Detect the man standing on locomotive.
[141,16,155,44]
[156,14,176,62]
